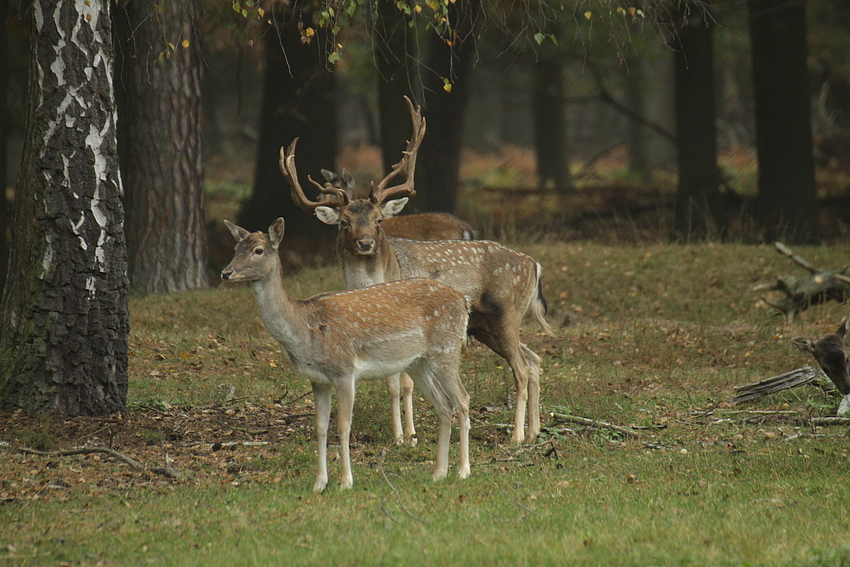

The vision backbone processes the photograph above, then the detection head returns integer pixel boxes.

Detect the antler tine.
[280,139,348,213]
[370,96,427,205]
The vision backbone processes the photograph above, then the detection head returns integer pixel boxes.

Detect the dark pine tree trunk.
[749,0,818,244]
[418,0,480,213]
[374,0,418,182]
[115,0,208,294]
[238,9,337,242]
[0,0,8,289]
[532,54,571,191]
[672,9,722,241]
[0,0,128,416]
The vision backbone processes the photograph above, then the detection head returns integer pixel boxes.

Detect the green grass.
[4,242,850,566]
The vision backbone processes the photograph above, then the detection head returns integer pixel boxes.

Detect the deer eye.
[376,218,383,226]
[253,247,264,256]
[339,219,350,228]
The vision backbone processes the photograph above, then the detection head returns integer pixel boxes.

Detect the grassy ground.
[3,240,850,566]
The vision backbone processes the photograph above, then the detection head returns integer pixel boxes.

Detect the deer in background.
[282,96,556,445]
[320,169,477,241]
[221,217,471,492]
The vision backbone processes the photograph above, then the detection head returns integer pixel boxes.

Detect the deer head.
[283,96,425,256]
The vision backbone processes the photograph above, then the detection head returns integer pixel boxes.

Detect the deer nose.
[356,236,374,253]
[221,268,233,280]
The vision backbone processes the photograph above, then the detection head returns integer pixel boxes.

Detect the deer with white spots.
[282,96,556,445]
[221,217,471,492]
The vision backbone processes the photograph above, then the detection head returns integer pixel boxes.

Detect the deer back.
[389,238,541,318]
[382,212,476,241]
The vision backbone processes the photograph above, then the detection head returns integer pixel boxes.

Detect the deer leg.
[471,327,529,445]
[454,374,471,479]
[336,377,356,489]
[408,362,450,481]
[522,344,542,443]
[385,373,404,444]
[311,382,333,492]
[400,372,417,446]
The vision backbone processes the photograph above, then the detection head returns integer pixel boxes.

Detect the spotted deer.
[281,96,555,444]
[320,169,477,241]
[221,217,471,492]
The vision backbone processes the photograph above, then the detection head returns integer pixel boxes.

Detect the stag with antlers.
[281,97,555,445]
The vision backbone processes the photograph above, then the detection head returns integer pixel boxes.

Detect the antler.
[370,96,427,205]
[281,139,349,213]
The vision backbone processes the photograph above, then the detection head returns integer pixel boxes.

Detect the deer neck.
[338,232,400,288]
[250,264,306,349]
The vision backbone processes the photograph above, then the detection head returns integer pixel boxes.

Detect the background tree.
[672,7,722,240]
[238,7,337,241]
[418,0,481,214]
[0,0,128,415]
[0,0,8,288]
[374,0,418,179]
[114,0,208,294]
[749,0,819,244]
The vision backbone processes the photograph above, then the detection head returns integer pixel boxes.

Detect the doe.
[221,218,471,492]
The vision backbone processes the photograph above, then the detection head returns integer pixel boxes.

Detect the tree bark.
[749,0,819,244]
[0,0,129,416]
[672,9,722,241]
[0,0,8,289]
[374,0,418,182]
[418,0,480,214]
[114,0,207,294]
[532,54,571,191]
[238,9,337,240]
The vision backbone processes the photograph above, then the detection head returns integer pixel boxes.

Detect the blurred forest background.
[0,2,847,270]
[0,0,849,415]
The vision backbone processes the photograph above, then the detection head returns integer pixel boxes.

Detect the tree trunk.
[0,0,128,416]
[625,56,649,178]
[532,54,571,191]
[418,0,481,214]
[749,0,819,244]
[114,0,207,294]
[238,9,337,240]
[374,0,418,182]
[672,9,722,241]
[0,0,8,290]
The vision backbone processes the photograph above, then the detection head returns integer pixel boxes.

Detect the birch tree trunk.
[0,0,129,416]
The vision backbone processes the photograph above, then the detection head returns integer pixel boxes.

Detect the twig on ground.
[809,417,850,426]
[18,446,180,479]
[550,413,641,439]
[378,449,428,526]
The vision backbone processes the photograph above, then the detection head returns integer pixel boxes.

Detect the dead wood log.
[550,413,641,438]
[753,241,850,322]
[731,365,823,403]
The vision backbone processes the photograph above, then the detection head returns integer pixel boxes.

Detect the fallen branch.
[809,417,850,426]
[19,446,180,479]
[550,413,640,439]
[731,366,822,403]
[754,241,850,322]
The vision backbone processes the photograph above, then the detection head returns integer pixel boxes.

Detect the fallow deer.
[281,96,556,445]
[320,169,477,241]
[221,217,471,492]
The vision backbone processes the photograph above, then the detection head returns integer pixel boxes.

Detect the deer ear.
[340,170,354,189]
[224,220,250,242]
[320,169,335,182]
[381,198,409,218]
[315,206,340,226]
[268,218,285,249]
